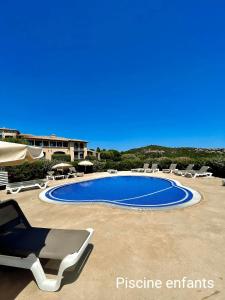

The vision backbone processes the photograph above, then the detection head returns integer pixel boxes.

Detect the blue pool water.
[42,176,197,209]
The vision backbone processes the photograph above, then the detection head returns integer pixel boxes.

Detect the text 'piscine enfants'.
[116,277,214,289]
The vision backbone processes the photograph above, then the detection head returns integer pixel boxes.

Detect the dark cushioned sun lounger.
[0,200,94,292]
[0,228,90,259]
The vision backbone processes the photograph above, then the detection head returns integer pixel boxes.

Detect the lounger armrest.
[61,228,94,268]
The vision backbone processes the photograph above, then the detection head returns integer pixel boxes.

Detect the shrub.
[6,159,53,182]
[100,150,121,161]
[51,154,71,162]
[85,155,98,161]
[191,158,225,177]
[121,153,138,160]
[71,160,79,168]
[92,161,107,172]
[4,152,225,182]
[0,137,28,144]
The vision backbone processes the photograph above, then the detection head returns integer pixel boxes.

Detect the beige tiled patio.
[0,172,225,300]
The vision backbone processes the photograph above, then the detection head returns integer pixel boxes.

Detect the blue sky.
[0,0,225,150]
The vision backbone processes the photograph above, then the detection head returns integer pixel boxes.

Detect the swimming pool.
[40,176,201,210]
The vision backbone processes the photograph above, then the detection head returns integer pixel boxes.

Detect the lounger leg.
[8,187,21,194]
[30,257,69,292]
[30,259,52,290]
[0,253,64,292]
[0,254,54,291]
[38,183,48,189]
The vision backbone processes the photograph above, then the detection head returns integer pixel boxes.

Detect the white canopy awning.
[52,163,72,169]
[0,141,44,166]
[78,160,93,166]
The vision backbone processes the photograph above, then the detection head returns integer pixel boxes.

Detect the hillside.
[123,145,225,159]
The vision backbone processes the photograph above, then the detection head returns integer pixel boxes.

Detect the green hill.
[124,145,225,160]
[98,145,225,177]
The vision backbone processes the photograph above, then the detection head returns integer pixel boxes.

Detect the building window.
[63,142,68,147]
[27,140,34,146]
[74,151,79,159]
[50,141,56,147]
[57,141,62,147]
[35,140,43,147]
[80,143,84,149]
[4,134,14,138]
[53,151,66,155]
[80,153,84,159]
[43,141,49,147]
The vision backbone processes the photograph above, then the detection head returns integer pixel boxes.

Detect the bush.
[92,161,107,172]
[151,157,193,170]
[51,154,71,162]
[6,159,53,183]
[85,156,225,177]
[0,137,28,144]
[4,153,225,182]
[191,158,225,177]
[85,155,98,161]
[71,160,79,168]
[100,150,121,161]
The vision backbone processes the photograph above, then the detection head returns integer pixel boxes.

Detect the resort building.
[0,128,100,161]
[0,128,20,139]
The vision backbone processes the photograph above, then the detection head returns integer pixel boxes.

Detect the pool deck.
[0,171,225,300]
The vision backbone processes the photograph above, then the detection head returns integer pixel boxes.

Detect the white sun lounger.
[174,164,195,176]
[107,169,118,174]
[0,171,8,187]
[46,171,65,180]
[162,163,178,174]
[145,164,159,173]
[65,167,77,178]
[6,179,49,194]
[64,168,84,178]
[0,200,94,292]
[131,163,149,173]
[76,172,84,177]
[185,166,212,178]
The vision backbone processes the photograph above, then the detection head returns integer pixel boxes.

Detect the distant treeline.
[96,145,225,177]
[3,145,225,182]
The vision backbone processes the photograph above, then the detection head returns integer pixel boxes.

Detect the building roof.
[0,127,88,143]
[19,133,87,143]
[0,128,20,133]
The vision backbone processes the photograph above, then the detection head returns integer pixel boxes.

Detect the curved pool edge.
[39,175,201,211]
